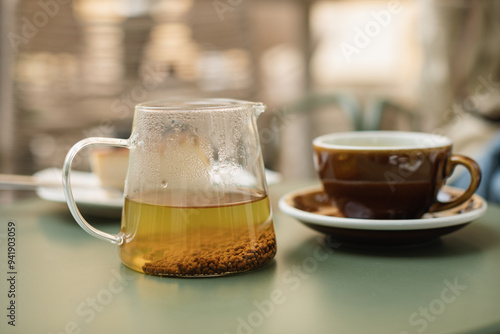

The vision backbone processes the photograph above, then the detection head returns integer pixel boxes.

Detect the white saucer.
[279,185,487,244]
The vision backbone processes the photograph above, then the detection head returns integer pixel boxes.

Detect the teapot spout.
[253,102,266,118]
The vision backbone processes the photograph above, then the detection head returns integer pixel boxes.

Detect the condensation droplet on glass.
[161,180,168,188]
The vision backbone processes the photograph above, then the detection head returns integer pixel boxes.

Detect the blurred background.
[1,0,500,203]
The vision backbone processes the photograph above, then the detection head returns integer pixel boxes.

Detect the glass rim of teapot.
[135,98,265,112]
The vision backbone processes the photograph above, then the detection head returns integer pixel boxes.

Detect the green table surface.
[1,181,500,334]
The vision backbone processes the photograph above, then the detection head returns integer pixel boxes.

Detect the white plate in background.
[34,168,124,218]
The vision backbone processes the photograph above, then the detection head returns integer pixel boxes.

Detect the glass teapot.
[63,99,277,277]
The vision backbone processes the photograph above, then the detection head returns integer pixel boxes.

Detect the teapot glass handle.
[62,137,129,244]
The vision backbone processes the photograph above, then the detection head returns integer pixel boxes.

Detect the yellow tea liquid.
[119,190,276,276]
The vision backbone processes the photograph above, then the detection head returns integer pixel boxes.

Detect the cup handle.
[429,154,481,213]
[62,137,129,244]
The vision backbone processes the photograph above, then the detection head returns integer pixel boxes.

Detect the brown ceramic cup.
[313,131,481,219]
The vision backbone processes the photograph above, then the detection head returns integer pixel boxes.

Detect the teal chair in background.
[269,93,421,178]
